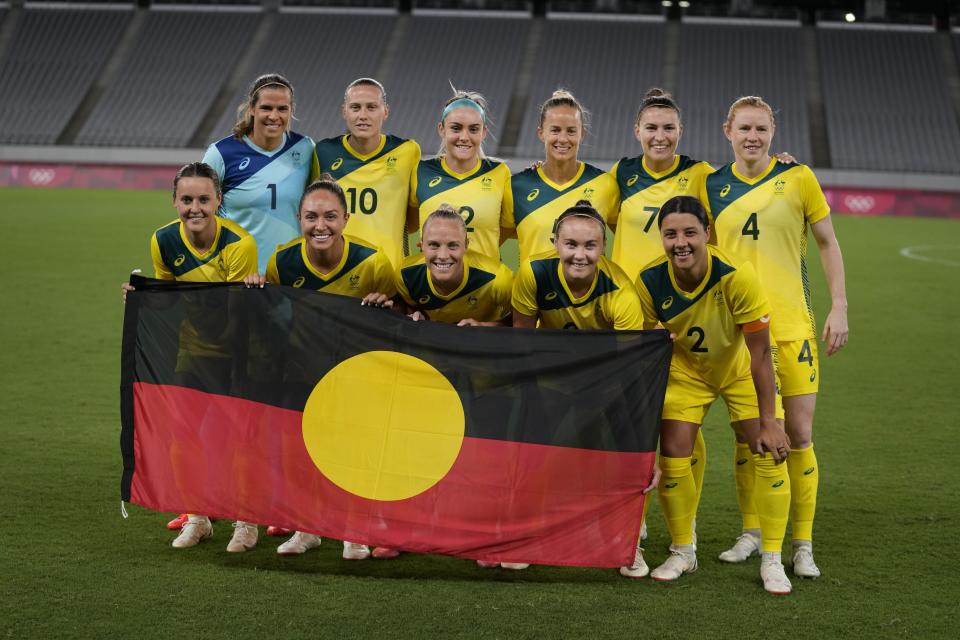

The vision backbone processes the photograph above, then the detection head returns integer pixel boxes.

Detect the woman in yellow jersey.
[511,201,656,574]
[370,204,514,561]
[703,97,848,578]
[636,196,793,595]
[244,175,395,562]
[507,90,620,262]
[407,89,513,261]
[314,78,421,270]
[123,162,260,554]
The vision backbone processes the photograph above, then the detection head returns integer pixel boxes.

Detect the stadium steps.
[0,7,19,69]
[187,9,276,149]
[58,8,148,146]
[498,16,545,156]
[374,12,410,94]
[802,24,831,168]
[939,30,960,140]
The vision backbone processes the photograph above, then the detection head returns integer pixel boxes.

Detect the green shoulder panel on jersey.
[530,257,619,311]
[156,221,244,277]
[315,135,410,180]
[616,155,700,201]
[511,164,607,227]
[639,255,735,323]
[275,239,377,289]
[400,263,497,311]
[416,158,501,203]
[706,161,797,220]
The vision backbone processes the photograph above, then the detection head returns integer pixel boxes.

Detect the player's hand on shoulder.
[774,151,796,164]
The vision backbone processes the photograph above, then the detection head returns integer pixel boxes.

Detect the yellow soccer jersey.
[314,134,421,270]
[265,234,396,300]
[151,216,257,282]
[396,251,513,324]
[410,158,512,261]
[636,246,770,388]
[610,154,714,281]
[506,163,620,262]
[513,252,644,330]
[702,160,829,342]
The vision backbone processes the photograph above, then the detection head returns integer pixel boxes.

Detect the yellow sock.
[691,429,707,514]
[733,442,760,530]
[787,445,818,542]
[658,456,696,546]
[753,453,791,553]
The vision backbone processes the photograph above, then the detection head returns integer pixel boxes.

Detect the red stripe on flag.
[131,382,651,567]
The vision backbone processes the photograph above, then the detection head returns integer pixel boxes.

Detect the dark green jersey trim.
[639,255,736,322]
[275,241,376,289]
[511,164,606,227]
[401,263,496,311]
[616,155,700,201]
[156,223,243,277]
[315,134,408,180]
[530,257,619,311]
[415,158,501,204]
[706,161,796,220]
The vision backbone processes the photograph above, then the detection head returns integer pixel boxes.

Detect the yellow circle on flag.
[302,351,465,501]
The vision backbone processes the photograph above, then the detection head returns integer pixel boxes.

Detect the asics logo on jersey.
[331,158,343,170]
[661,296,673,310]
[626,174,639,187]
[804,467,815,475]
[544,292,558,301]
[772,480,785,488]
[526,188,540,201]
[173,254,186,267]
[418,295,431,304]
[691,457,699,466]
[736,458,748,466]
[238,158,250,171]
[809,370,817,382]
[293,276,305,288]
[467,295,478,307]
[720,184,731,198]
[429,177,443,188]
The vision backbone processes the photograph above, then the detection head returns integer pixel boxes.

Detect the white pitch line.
[899,245,960,267]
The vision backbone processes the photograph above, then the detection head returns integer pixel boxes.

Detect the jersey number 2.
[687,326,708,352]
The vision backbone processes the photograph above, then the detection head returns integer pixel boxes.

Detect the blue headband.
[441,98,485,123]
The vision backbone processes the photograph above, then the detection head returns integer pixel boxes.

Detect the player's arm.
[226,235,259,282]
[150,234,174,281]
[510,260,539,328]
[743,320,789,462]
[811,216,848,356]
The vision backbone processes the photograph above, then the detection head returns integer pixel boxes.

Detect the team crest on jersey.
[386,156,398,173]
[349,274,361,289]
[661,296,673,310]
[677,176,689,191]
[418,295,431,304]
[626,174,639,187]
[582,187,594,199]
[429,176,443,188]
[481,177,493,191]
[775,179,786,194]
[331,158,343,170]
[467,295,478,308]
[173,254,186,267]
[216,254,225,273]
[544,291,558,301]
[526,188,540,202]
[292,151,301,163]
[293,276,306,288]
[238,158,250,171]
[720,184,731,198]
[714,289,724,305]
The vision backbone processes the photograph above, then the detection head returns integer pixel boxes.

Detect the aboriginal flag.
[120,275,670,568]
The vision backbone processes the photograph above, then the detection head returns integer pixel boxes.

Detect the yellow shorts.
[772,338,820,397]
[662,366,784,425]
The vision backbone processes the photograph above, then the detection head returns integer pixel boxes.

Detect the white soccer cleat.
[171,516,212,549]
[476,560,500,568]
[342,541,371,560]
[619,545,649,579]
[718,531,761,563]
[226,521,258,553]
[792,543,821,578]
[500,563,530,570]
[639,519,648,541]
[761,552,793,595]
[277,531,321,556]
[650,545,697,581]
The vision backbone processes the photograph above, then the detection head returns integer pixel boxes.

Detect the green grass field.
[1,187,957,639]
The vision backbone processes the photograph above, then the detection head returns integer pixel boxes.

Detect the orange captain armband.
[741,315,771,334]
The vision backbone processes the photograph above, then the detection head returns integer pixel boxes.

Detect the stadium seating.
[818,26,960,173]
[75,9,259,147]
[674,20,812,167]
[0,8,131,145]
[513,18,664,161]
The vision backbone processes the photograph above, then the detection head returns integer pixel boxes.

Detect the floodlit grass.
[0,187,956,638]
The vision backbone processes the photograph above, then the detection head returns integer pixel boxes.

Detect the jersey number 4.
[741,212,759,240]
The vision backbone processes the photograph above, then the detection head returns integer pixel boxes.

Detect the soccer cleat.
[761,552,793,595]
[166,513,189,530]
[266,526,292,537]
[372,547,401,559]
[226,521,258,553]
[619,545,649,579]
[500,563,530,570]
[718,531,761,563]
[476,560,500,568]
[342,541,371,560]
[171,516,212,548]
[639,519,648,541]
[277,531,321,556]
[792,543,821,578]
[650,545,697,581]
